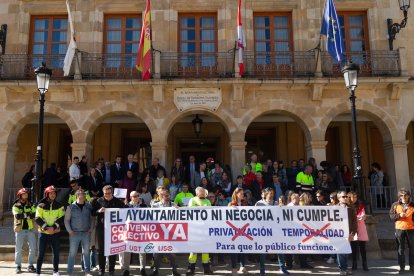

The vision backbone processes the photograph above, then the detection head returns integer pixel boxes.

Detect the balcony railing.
[0,50,402,80]
[0,54,65,80]
[242,50,316,78]
[321,50,401,77]
[160,51,235,79]
[80,52,142,79]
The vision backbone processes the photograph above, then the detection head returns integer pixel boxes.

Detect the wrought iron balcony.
[80,52,142,79]
[321,50,401,77]
[159,51,235,79]
[0,50,402,80]
[0,54,65,80]
[242,50,316,78]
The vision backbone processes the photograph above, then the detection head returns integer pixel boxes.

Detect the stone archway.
[79,103,154,173]
[163,109,235,177]
[320,101,397,143]
[2,104,77,146]
[80,102,156,146]
[321,101,410,202]
[0,105,77,213]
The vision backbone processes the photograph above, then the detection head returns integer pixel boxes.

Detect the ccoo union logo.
[144,243,155,253]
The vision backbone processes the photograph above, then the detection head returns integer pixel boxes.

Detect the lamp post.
[387,0,411,50]
[33,62,52,201]
[342,60,364,198]
[192,114,203,137]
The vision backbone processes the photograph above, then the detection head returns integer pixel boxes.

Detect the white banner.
[104,206,351,256]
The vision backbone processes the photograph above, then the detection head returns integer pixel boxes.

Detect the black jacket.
[110,163,125,187]
[92,196,126,228]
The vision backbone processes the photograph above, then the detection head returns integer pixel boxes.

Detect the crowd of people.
[13,152,392,276]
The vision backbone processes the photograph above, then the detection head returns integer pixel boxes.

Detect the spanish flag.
[136,0,151,80]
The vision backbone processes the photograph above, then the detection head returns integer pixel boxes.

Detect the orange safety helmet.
[17,188,30,198]
[44,185,57,198]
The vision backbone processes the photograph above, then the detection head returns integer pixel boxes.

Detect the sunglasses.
[340,196,348,199]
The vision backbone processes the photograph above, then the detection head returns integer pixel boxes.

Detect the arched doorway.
[166,113,230,175]
[245,113,307,166]
[325,112,391,210]
[91,114,152,173]
[11,115,73,208]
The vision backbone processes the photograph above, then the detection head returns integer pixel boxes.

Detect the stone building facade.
[0,0,414,214]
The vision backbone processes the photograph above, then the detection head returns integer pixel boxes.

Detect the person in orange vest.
[390,188,414,274]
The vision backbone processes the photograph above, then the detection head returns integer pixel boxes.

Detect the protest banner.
[104,206,351,256]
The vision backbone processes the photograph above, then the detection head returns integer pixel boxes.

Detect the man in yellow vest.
[242,153,263,175]
[295,165,314,193]
[186,187,213,275]
[35,185,65,276]
[67,179,91,205]
[13,188,36,274]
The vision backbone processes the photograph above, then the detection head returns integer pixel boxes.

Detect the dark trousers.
[231,254,245,269]
[153,253,177,270]
[396,229,414,268]
[286,254,307,267]
[36,233,60,274]
[97,228,116,273]
[351,240,367,266]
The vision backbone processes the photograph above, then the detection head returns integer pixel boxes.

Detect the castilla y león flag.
[136,0,152,80]
[237,0,246,77]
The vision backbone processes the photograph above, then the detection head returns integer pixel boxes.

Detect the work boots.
[186,263,195,276]
[203,263,214,275]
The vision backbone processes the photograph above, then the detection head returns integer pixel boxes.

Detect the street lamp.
[342,60,364,197]
[33,62,52,201]
[192,114,203,137]
[387,0,411,50]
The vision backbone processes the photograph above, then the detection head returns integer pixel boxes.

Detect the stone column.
[314,50,323,77]
[383,140,410,190]
[150,142,168,171]
[365,215,382,259]
[153,50,161,79]
[305,140,328,169]
[0,144,17,218]
[71,142,93,164]
[230,141,247,183]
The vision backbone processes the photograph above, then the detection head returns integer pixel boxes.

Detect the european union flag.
[321,0,345,63]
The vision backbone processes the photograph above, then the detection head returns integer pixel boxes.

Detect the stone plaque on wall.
[174,88,222,111]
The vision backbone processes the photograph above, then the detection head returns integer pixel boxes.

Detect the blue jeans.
[36,233,60,274]
[81,247,96,270]
[337,254,348,271]
[67,232,90,273]
[260,254,287,274]
[15,229,36,267]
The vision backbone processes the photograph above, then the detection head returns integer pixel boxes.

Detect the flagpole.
[314,0,328,74]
